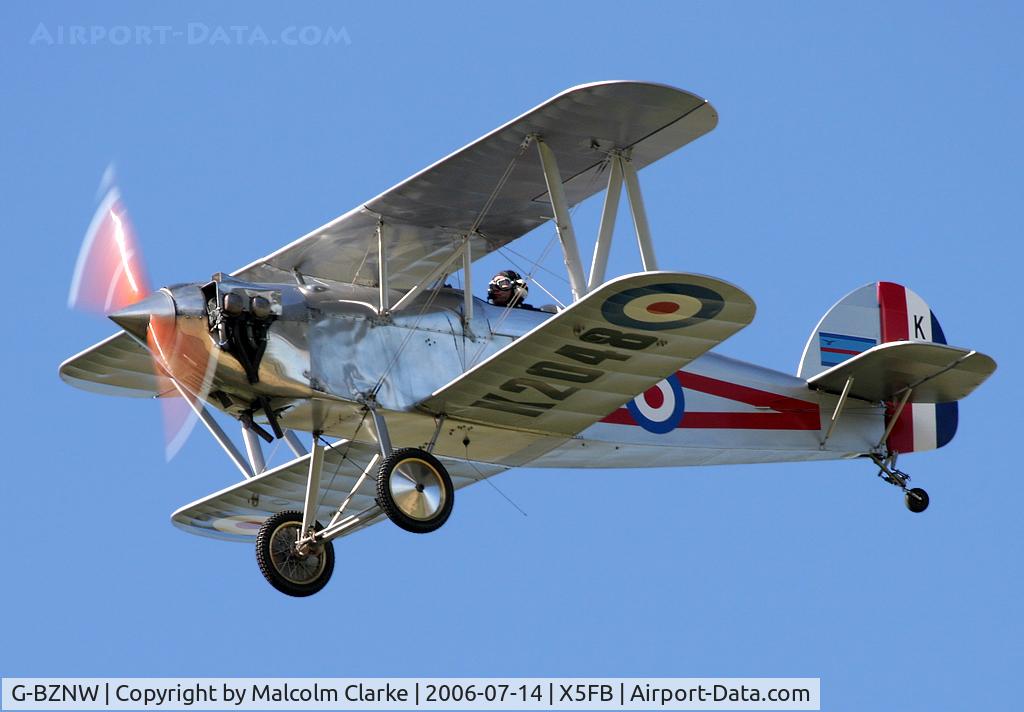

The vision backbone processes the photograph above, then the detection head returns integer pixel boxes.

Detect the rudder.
[798,282,958,452]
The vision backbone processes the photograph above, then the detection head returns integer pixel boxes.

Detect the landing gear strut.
[252,407,458,596]
[871,453,929,513]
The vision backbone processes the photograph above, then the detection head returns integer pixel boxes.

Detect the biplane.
[60,82,996,596]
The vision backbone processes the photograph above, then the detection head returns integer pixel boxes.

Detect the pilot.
[487,270,531,309]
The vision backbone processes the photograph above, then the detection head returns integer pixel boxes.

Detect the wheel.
[255,510,334,597]
[905,487,930,513]
[376,447,454,533]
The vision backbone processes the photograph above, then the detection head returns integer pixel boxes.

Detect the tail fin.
[798,282,958,452]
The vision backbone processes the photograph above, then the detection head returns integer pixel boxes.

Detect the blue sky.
[1,2,1020,710]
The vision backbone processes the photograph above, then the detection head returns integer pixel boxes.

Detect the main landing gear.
[255,407,455,597]
[871,453,929,513]
[376,448,454,533]
[256,510,335,597]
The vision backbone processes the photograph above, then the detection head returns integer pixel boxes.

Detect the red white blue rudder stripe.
[798,282,958,452]
[876,282,957,453]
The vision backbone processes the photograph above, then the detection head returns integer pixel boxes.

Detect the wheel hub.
[389,458,446,521]
[269,521,327,585]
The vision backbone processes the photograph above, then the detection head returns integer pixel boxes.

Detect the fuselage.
[158,276,886,470]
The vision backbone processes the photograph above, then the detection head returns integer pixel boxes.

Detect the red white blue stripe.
[819,332,876,367]
[877,281,958,453]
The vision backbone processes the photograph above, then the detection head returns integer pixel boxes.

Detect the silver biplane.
[60,82,996,596]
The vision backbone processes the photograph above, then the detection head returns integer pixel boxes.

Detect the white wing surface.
[233,81,716,289]
[807,341,996,403]
[58,331,174,398]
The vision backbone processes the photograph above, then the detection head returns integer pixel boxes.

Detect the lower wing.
[419,272,756,436]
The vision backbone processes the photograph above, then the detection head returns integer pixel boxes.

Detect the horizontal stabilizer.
[807,341,996,403]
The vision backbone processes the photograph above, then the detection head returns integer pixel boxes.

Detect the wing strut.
[462,235,474,325]
[283,429,308,457]
[588,156,623,291]
[377,219,389,315]
[621,156,659,270]
[536,137,587,301]
[390,240,466,314]
[171,380,254,479]
[819,375,854,449]
[588,153,660,289]
[241,423,267,474]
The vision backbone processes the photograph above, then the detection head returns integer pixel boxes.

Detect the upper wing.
[58,330,174,398]
[419,272,755,436]
[233,81,716,289]
[807,341,996,403]
[171,438,506,542]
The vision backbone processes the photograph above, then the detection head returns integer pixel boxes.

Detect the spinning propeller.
[68,175,218,459]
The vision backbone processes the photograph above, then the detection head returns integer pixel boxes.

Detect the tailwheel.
[255,510,334,597]
[905,487,930,513]
[872,453,930,514]
[376,447,454,533]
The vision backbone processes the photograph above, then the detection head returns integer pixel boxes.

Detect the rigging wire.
[370,135,536,394]
[463,441,527,517]
[370,277,448,395]
[497,238,565,307]
[466,154,610,367]
[263,437,282,469]
[313,409,371,515]
[497,241,572,286]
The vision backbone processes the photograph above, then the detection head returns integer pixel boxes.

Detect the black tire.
[255,510,334,597]
[376,448,454,534]
[905,487,930,513]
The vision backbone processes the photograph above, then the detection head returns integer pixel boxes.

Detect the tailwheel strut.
[871,453,929,513]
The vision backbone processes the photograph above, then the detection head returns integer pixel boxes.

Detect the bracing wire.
[371,135,535,394]
[466,154,611,367]
[313,409,370,514]
[463,441,527,517]
[497,241,572,286]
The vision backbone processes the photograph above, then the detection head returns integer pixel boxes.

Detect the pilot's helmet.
[487,270,528,307]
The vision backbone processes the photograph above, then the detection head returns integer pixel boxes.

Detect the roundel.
[212,515,265,536]
[601,283,725,331]
[626,374,685,434]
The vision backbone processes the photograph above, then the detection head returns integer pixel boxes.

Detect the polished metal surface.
[108,290,174,341]
[388,457,446,521]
